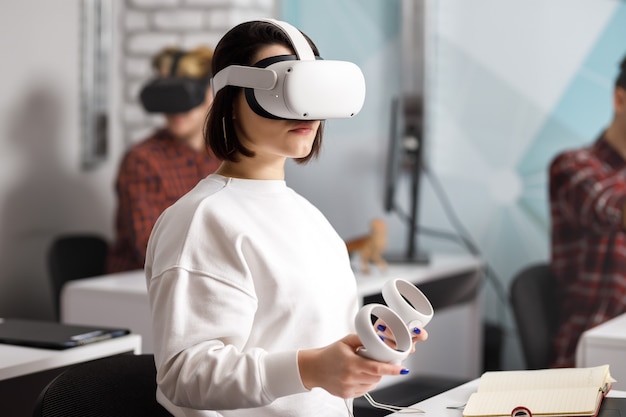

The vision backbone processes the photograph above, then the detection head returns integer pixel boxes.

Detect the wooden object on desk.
[345,217,388,274]
[462,365,614,417]
[576,312,626,391]
[0,334,141,417]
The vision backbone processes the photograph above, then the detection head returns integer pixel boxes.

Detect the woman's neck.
[216,159,285,180]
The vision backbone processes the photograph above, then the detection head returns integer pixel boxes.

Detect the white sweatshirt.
[145,174,359,417]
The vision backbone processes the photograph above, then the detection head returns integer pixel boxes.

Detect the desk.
[0,334,141,417]
[576,312,626,391]
[62,254,483,381]
[387,378,626,417]
[62,268,151,348]
[0,333,141,380]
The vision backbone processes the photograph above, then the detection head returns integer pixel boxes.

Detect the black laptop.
[600,398,626,417]
[0,318,130,350]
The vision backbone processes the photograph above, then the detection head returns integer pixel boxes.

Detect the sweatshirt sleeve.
[549,151,626,232]
[147,267,308,411]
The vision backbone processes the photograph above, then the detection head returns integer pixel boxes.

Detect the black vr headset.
[139,51,210,114]
[211,18,366,120]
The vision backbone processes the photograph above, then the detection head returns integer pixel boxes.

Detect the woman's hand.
[297,334,411,399]
[375,320,428,354]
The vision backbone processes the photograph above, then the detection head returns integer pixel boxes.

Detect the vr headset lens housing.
[211,19,366,121]
[140,77,209,114]
[240,55,366,120]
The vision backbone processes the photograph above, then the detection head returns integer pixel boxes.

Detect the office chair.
[509,263,559,370]
[32,354,173,417]
[47,234,109,321]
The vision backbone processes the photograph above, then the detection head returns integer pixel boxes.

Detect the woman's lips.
[289,121,316,134]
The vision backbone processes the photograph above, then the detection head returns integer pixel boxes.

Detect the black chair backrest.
[47,234,108,320]
[510,263,559,369]
[32,354,172,417]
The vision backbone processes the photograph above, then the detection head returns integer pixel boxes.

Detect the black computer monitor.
[383,94,429,264]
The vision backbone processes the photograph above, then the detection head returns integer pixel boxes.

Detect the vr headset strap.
[211,66,277,96]
[211,19,315,97]
[259,18,315,61]
[168,51,185,76]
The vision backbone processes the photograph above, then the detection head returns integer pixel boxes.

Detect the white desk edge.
[576,312,626,362]
[61,253,484,301]
[0,333,142,381]
[60,253,484,381]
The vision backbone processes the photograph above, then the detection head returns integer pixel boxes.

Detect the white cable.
[363,392,425,414]
[344,399,354,417]
[344,394,426,416]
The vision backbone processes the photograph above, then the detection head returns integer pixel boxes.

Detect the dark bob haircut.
[205,20,324,163]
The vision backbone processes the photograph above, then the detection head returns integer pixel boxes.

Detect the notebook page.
[476,365,610,392]
[463,387,602,417]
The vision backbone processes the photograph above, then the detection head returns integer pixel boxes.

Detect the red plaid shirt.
[107,129,220,273]
[549,134,626,367]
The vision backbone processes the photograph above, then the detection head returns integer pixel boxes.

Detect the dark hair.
[205,20,324,163]
[617,55,626,90]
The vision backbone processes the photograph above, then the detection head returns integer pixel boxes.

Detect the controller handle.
[382,278,433,330]
[354,304,412,364]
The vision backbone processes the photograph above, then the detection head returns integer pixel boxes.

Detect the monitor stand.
[384,251,430,264]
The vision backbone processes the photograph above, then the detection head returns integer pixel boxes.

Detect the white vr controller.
[355,279,434,364]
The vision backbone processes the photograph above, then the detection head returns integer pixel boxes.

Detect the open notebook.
[463,365,615,417]
[0,318,130,350]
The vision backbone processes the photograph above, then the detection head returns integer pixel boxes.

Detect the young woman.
[145,19,427,417]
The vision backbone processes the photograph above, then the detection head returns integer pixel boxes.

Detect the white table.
[387,378,626,417]
[62,253,483,382]
[576,312,626,391]
[0,333,141,381]
[0,333,141,417]
[61,268,151,348]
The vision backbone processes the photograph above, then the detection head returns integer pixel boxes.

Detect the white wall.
[118,0,275,146]
[0,1,121,320]
[281,0,406,247]
[424,0,625,369]
[0,0,276,321]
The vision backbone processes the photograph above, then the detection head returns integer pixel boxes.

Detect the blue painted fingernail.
[413,328,421,334]
[379,336,385,342]
[400,369,410,375]
[377,324,387,332]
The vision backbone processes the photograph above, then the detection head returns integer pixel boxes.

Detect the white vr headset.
[211,18,366,120]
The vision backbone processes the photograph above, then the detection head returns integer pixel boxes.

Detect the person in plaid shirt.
[549,54,626,367]
[107,46,221,273]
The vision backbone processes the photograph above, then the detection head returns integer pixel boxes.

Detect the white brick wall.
[118,0,276,145]
[152,10,205,30]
